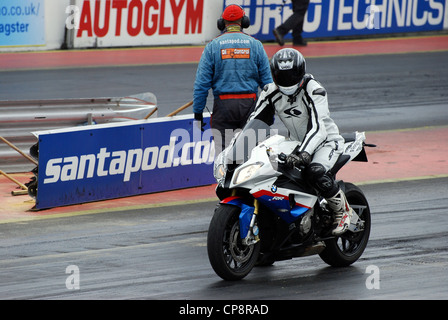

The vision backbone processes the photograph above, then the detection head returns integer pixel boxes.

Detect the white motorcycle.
[207,119,374,281]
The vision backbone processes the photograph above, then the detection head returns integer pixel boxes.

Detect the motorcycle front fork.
[243,198,260,246]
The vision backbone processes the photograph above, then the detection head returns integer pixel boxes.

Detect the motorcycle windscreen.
[225,119,272,165]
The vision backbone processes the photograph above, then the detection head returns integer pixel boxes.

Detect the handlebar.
[278,152,287,163]
[277,152,306,171]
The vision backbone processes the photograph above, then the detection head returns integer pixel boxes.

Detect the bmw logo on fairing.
[271,185,277,193]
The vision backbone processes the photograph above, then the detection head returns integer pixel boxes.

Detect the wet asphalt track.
[0,50,447,301]
[1,178,447,300]
[1,51,447,131]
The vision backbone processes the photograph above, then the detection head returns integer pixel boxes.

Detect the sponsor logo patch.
[221,48,250,59]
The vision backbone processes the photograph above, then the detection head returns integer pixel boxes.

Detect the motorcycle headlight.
[213,150,227,186]
[233,162,263,185]
[214,164,226,180]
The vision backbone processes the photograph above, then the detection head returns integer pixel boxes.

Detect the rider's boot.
[326,189,353,235]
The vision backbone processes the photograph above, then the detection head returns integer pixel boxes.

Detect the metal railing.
[0,92,157,173]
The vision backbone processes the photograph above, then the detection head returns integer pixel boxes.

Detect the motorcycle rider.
[247,48,353,235]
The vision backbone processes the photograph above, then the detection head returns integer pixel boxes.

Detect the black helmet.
[270,48,306,90]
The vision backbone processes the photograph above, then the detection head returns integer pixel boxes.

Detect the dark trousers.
[211,95,257,152]
[277,0,310,43]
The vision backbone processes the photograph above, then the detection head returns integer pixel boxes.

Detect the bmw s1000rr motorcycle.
[207,119,374,281]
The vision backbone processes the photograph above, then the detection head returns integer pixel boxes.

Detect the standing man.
[193,4,273,152]
[273,0,310,46]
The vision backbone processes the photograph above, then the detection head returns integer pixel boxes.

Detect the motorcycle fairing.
[251,188,315,224]
[220,196,255,239]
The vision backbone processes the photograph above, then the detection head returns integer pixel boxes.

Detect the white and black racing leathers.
[249,74,344,172]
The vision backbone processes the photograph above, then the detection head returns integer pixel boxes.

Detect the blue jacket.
[193,30,273,114]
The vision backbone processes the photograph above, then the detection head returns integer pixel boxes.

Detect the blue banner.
[0,0,45,47]
[35,115,215,209]
[225,0,448,41]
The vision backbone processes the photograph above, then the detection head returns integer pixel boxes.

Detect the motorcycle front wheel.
[207,204,260,281]
[319,182,371,267]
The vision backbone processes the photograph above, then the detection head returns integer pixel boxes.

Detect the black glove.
[286,151,311,169]
[194,113,206,132]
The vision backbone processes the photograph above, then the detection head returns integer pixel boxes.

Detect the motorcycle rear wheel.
[207,204,260,281]
[319,182,371,267]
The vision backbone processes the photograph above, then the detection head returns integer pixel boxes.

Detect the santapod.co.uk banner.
[35,115,215,209]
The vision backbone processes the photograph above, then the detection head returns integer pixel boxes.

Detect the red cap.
[222,5,245,21]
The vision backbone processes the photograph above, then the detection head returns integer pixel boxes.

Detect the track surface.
[1,177,447,301]
[2,48,447,131]
[0,36,447,302]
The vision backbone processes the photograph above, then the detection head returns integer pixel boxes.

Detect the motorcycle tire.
[319,182,371,267]
[207,204,260,281]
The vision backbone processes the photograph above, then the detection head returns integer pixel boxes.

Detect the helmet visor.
[273,69,303,87]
